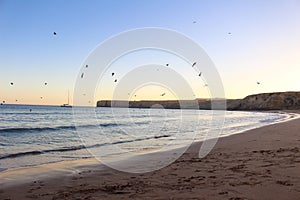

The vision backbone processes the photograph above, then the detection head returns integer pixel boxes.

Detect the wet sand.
[1,114,300,200]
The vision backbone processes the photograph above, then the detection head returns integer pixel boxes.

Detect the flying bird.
[198,72,202,76]
[161,93,166,96]
[85,65,88,68]
[53,32,57,36]
[44,82,47,85]
[40,97,43,99]
[81,73,84,78]
[114,79,117,82]
[204,84,208,87]
[193,21,197,24]
[10,82,14,85]
[192,62,197,67]
[166,63,169,66]
[256,82,260,85]
[112,72,115,76]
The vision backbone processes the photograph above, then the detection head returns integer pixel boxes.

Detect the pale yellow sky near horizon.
[1,1,300,106]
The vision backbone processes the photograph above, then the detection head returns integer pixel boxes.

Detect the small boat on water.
[61,90,72,108]
[61,103,72,108]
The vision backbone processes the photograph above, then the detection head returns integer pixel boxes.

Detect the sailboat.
[61,90,72,108]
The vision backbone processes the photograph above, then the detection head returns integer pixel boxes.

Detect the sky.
[0,0,300,105]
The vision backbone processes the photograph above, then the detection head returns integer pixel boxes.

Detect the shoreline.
[0,110,295,173]
[1,111,300,199]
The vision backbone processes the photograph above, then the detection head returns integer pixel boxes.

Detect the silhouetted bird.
[192,62,196,67]
[166,63,169,66]
[193,21,197,24]
[112,72,115,76]
[44,82,47,85]
[53,32,57,36]
[257,82,260,85]
[15,99,18,102]
[204,84,208,87]
[81,73,84,78]
[85,65,88,68]
[199,72,202,76]
[161,93,166,96]
[114,79,117,82]
[10,82,13,85]
[228,32,231,35]
[40,97,43,99]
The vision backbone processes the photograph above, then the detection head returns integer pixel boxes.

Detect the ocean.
[0,104,288,171]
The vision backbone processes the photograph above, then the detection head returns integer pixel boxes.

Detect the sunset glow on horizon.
[1,0,300,105]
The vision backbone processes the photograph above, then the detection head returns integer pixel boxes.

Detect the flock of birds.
[5,81,49,103]
[98,59,261,100]
[1,29,262,105]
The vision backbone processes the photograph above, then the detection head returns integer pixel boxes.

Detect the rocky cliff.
[227,92,300,110]
[97,92,300,110]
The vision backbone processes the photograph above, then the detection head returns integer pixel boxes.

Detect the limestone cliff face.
[96,99,223,110]
[96,100,196,109]
[227,92,300,110]
[97,92,300,110]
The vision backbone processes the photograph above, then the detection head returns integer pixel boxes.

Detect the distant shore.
[1,110,300,199]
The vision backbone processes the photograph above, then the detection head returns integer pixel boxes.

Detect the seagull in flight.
[192,62,197,67]
[161,93,166,96]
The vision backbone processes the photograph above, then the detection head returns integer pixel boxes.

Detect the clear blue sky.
[1,0,300,105]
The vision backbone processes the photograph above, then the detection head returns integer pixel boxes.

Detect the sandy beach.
[1,113,300,200]
[2,0,300,199]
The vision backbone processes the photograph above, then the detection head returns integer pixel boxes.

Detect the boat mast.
[68,90,70,105]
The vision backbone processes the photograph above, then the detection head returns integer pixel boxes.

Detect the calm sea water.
[0,104,288,170]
